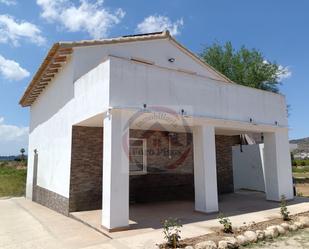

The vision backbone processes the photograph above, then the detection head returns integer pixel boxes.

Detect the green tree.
[200,42,289,93]
[20,148,25,161]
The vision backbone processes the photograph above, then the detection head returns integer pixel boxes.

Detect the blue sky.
[0,0,308,155]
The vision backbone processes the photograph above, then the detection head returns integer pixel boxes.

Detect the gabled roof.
[19,30,232,107]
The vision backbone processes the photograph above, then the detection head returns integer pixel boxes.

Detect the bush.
[280,195,290,221]
[162,218,182,248]
[292,159,309,167]
[292,166,309,173]
[0,161,8,167]
[218,213,233,233]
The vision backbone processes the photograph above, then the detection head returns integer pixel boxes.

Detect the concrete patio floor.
[0,197,112,249]
[1,192,309,249]
[70,191,309,244]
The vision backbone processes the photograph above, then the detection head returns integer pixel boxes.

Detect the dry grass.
[0,161,27,197]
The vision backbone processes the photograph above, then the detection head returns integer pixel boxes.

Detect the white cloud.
[36,0,125,39]
[0,0,16,5]
[263,60,292,81]
[277,65,292,81]
[0,117,28,156]
[0,54,30,81]
[136,15,184,36]
[0,14,46,46]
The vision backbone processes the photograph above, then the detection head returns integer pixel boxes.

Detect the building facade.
[20,31,294,231]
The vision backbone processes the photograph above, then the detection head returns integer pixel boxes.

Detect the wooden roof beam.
[54,56,67,63]
[32,91,42,95]
[34,84,46,89]
[49,63,62,69]
[58,47,73,52]
[57,48,73,55]
[29,94,39,99]
[40,78,52,83]
[42,74,55,79]
[46,69,58,74]
[35,85,46,89]
[37,83,49,88]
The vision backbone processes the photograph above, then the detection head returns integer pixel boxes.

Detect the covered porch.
[69,107,294,232]
[70,191,308,241]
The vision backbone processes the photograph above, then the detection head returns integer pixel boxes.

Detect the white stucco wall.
[26,58,110,199]
[109,56,288,127]
[26,39,289,200]
[72,39,222,81]
[232,144,265,192]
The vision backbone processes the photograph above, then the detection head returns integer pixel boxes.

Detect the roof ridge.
[19,29,234,107]
[57,30,170,47]
[19,30,171,107]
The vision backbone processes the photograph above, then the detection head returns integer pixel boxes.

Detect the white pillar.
[264,129,294,201]
[193,125,219,213]
[102,109,130,230]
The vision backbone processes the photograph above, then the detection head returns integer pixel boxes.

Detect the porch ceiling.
[73,109,280,135]
[215,129,243,136]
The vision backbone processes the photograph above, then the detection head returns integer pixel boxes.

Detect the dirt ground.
[247,228,309,249]
[180,214,307,248]
[159,212,309,248]
[296,184,309,197]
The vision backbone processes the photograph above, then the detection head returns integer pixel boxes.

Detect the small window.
[129,138,147,175]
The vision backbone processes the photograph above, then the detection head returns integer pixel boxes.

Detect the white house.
[20,31,294,231]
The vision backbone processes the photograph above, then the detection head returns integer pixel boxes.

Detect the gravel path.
[247,228,309,249]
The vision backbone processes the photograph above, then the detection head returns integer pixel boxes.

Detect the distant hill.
[290,137,309,153]
[0,156,24,161]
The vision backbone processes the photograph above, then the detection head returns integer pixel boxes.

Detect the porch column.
[263,129,294,201]
[193,124,219,213]
[102,109,130,230]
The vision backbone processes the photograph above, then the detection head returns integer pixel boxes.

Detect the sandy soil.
[296,184,309,197]
[247,228,309,249]
[161,212,309,248]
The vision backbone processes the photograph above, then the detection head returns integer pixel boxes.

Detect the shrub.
[162,218,182,248]
[297,191,304,197]
[292,166,309,173]
[280,195,290,221]
[0,161,8,167]
[218,213,233,233]
[293,159,309,167]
